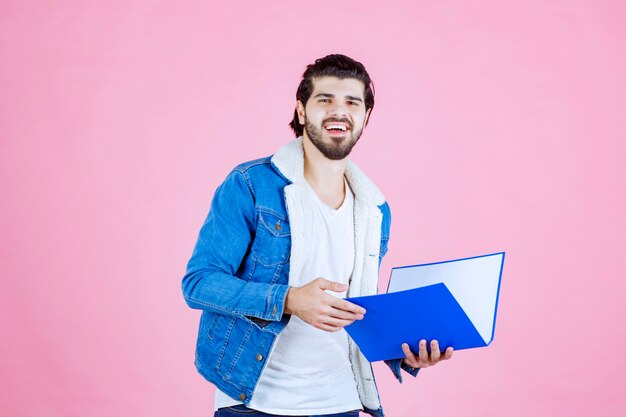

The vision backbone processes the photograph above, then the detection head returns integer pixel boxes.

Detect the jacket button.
[275,221,281,231]
[256,354,264,361]
[239,393,246,401]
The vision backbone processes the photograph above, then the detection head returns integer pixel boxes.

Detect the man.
[182,54,453,417]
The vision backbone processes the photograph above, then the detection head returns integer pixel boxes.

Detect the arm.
[181,170,289,322]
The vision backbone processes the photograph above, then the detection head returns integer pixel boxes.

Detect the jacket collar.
[270,136,386,207]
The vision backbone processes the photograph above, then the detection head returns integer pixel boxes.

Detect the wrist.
[284,287,297,315]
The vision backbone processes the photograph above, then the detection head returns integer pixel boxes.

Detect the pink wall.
[1,1,624,416]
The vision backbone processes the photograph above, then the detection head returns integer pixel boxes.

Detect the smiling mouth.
[323,122,351,136]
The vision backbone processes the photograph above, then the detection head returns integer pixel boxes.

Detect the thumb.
[316,278,348,292]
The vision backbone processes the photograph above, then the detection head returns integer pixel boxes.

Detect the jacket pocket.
[207,312,221,341]
[251,209,291,266]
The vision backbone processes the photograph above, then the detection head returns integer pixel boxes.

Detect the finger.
[318,300,360,322]
[316,278,348,293]
[430,340,441,362]
[327,306,364,321]
[322,316,355,329]
[418,339,429,364]
[317,323,342,332]
[402,343,420,368]
[443,347,454,360]
[328,296,366,315]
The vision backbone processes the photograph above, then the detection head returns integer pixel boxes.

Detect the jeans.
[215,404,361,417]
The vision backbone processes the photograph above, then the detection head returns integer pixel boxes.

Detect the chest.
[295,189,356,287]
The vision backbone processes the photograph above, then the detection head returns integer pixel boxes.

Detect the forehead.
[310,76,366,98]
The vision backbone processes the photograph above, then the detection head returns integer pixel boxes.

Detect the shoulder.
[230,156,286,184]
[222,156,279,195]
[221,155,289,211]
[231,156,273,174]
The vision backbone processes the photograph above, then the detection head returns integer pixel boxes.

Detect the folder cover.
[344,252,505,362]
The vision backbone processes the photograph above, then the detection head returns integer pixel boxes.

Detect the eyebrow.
[313,93,363,102]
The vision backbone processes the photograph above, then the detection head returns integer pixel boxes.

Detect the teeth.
[326,124,347,131]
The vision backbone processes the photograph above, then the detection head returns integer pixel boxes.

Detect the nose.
[329,103,348,119]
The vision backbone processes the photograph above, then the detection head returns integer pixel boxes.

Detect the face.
[297,76,371,160]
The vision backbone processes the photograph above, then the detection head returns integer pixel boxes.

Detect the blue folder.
[344,252,505,362]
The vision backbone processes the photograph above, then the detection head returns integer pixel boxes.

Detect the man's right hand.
[284,278,366,332]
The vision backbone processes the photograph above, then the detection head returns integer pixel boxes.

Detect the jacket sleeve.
[378,201,421,383]
[181,170,289,322]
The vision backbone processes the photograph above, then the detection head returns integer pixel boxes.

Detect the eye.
[319,98,330,103]
[348,101,359,106]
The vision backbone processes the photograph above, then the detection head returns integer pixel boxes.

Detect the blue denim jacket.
[182,138,418,417]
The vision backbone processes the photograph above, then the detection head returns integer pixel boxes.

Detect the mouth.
[323,122,351,137]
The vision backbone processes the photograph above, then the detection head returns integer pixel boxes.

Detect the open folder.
[344,252,505,362]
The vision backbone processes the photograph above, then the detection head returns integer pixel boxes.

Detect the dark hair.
[289,54,375,137]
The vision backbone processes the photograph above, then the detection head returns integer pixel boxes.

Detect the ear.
[364,108,372,126]
[296,100,306,125]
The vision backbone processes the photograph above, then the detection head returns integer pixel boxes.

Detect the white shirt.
[215,178,361,414]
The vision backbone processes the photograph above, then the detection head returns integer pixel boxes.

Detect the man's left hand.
[401,339,453,369]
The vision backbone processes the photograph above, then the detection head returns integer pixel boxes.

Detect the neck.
[302,134,347,188]
[302,134,348,207]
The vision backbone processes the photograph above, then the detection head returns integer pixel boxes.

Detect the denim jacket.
[182,138,418,417]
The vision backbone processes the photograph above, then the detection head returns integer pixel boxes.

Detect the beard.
[304,117,364,160]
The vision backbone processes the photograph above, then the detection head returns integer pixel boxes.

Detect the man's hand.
[285,278,365,332]
[401,339,453,369]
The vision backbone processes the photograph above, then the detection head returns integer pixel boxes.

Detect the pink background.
[1,1,625,416]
